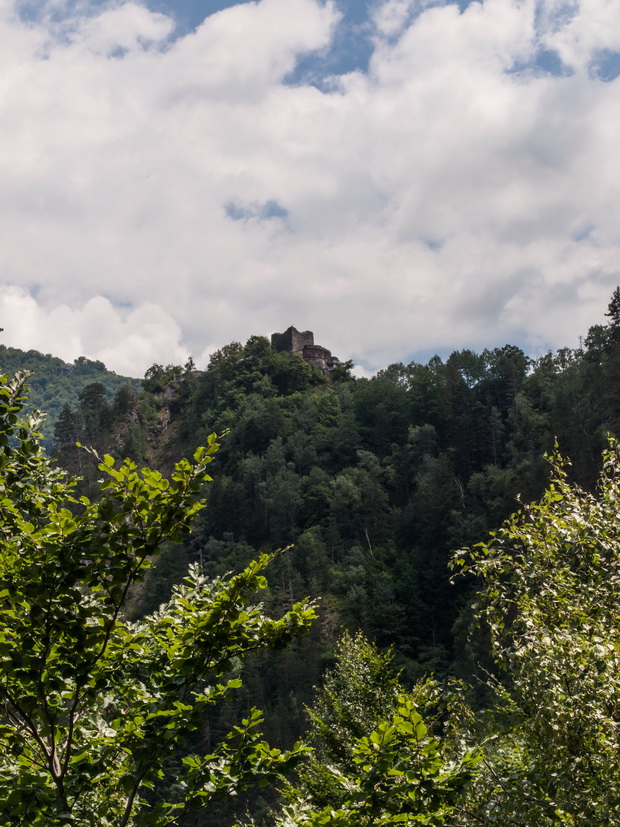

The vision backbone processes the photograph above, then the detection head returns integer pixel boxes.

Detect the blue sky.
[18,0,407,79]
[2,0,620,376]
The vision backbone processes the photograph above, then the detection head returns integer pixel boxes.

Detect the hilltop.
[0,344,141,450]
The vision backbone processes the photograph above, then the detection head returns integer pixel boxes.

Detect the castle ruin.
[271,326,340,376]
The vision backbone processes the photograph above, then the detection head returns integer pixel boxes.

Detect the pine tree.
[605,286,620,349]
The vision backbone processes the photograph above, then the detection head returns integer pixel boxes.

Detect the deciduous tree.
[270,633,478,827]
[0,372,315,826]
[453,442,620,824]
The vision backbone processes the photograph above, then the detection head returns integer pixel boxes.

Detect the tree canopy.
[0,371,315,826]
[6,291,620,825]
[453,441,620,824]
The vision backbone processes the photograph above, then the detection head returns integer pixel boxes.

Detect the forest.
[3,291,620,825]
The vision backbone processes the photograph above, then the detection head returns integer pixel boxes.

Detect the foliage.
[274,698,478,827]
[20,287,620,807]
[142,363,185,395]
[605,285,620,340]
[302,632,403,778]
[269,633,479,827]
[45,311,620,686]
[452,441,620,824]
[0,345,140,450]
[0,372,316,826]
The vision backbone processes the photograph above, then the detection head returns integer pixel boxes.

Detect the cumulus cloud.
[371,0,415,37]
[0,287,189,375]
[0,0,618,377]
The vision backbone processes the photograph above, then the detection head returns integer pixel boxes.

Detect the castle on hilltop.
[271,326,340,376]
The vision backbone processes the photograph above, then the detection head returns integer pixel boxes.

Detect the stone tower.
[271,326,341,376]
[271,327,315,355]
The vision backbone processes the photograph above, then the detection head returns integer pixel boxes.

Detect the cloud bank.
[0,0,619,375]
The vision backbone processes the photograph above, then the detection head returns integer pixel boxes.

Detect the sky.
[0,0,620,377]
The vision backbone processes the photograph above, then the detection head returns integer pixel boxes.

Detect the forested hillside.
[46,301,620,729]
[0,345,140,450]
[5,295,620,825]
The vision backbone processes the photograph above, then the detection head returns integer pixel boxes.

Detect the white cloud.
[371,0,415,37]
[0,0,618,379]
[539,0,620,68]
[64,3,174,56]
[0,286,188,375]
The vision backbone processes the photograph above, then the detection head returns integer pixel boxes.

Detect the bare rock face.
[271,326,340,376]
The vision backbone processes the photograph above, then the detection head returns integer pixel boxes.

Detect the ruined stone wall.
[271,326,341,376]
[302,345,341,374]
[271,327,314,354]
[302,345,331,361]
